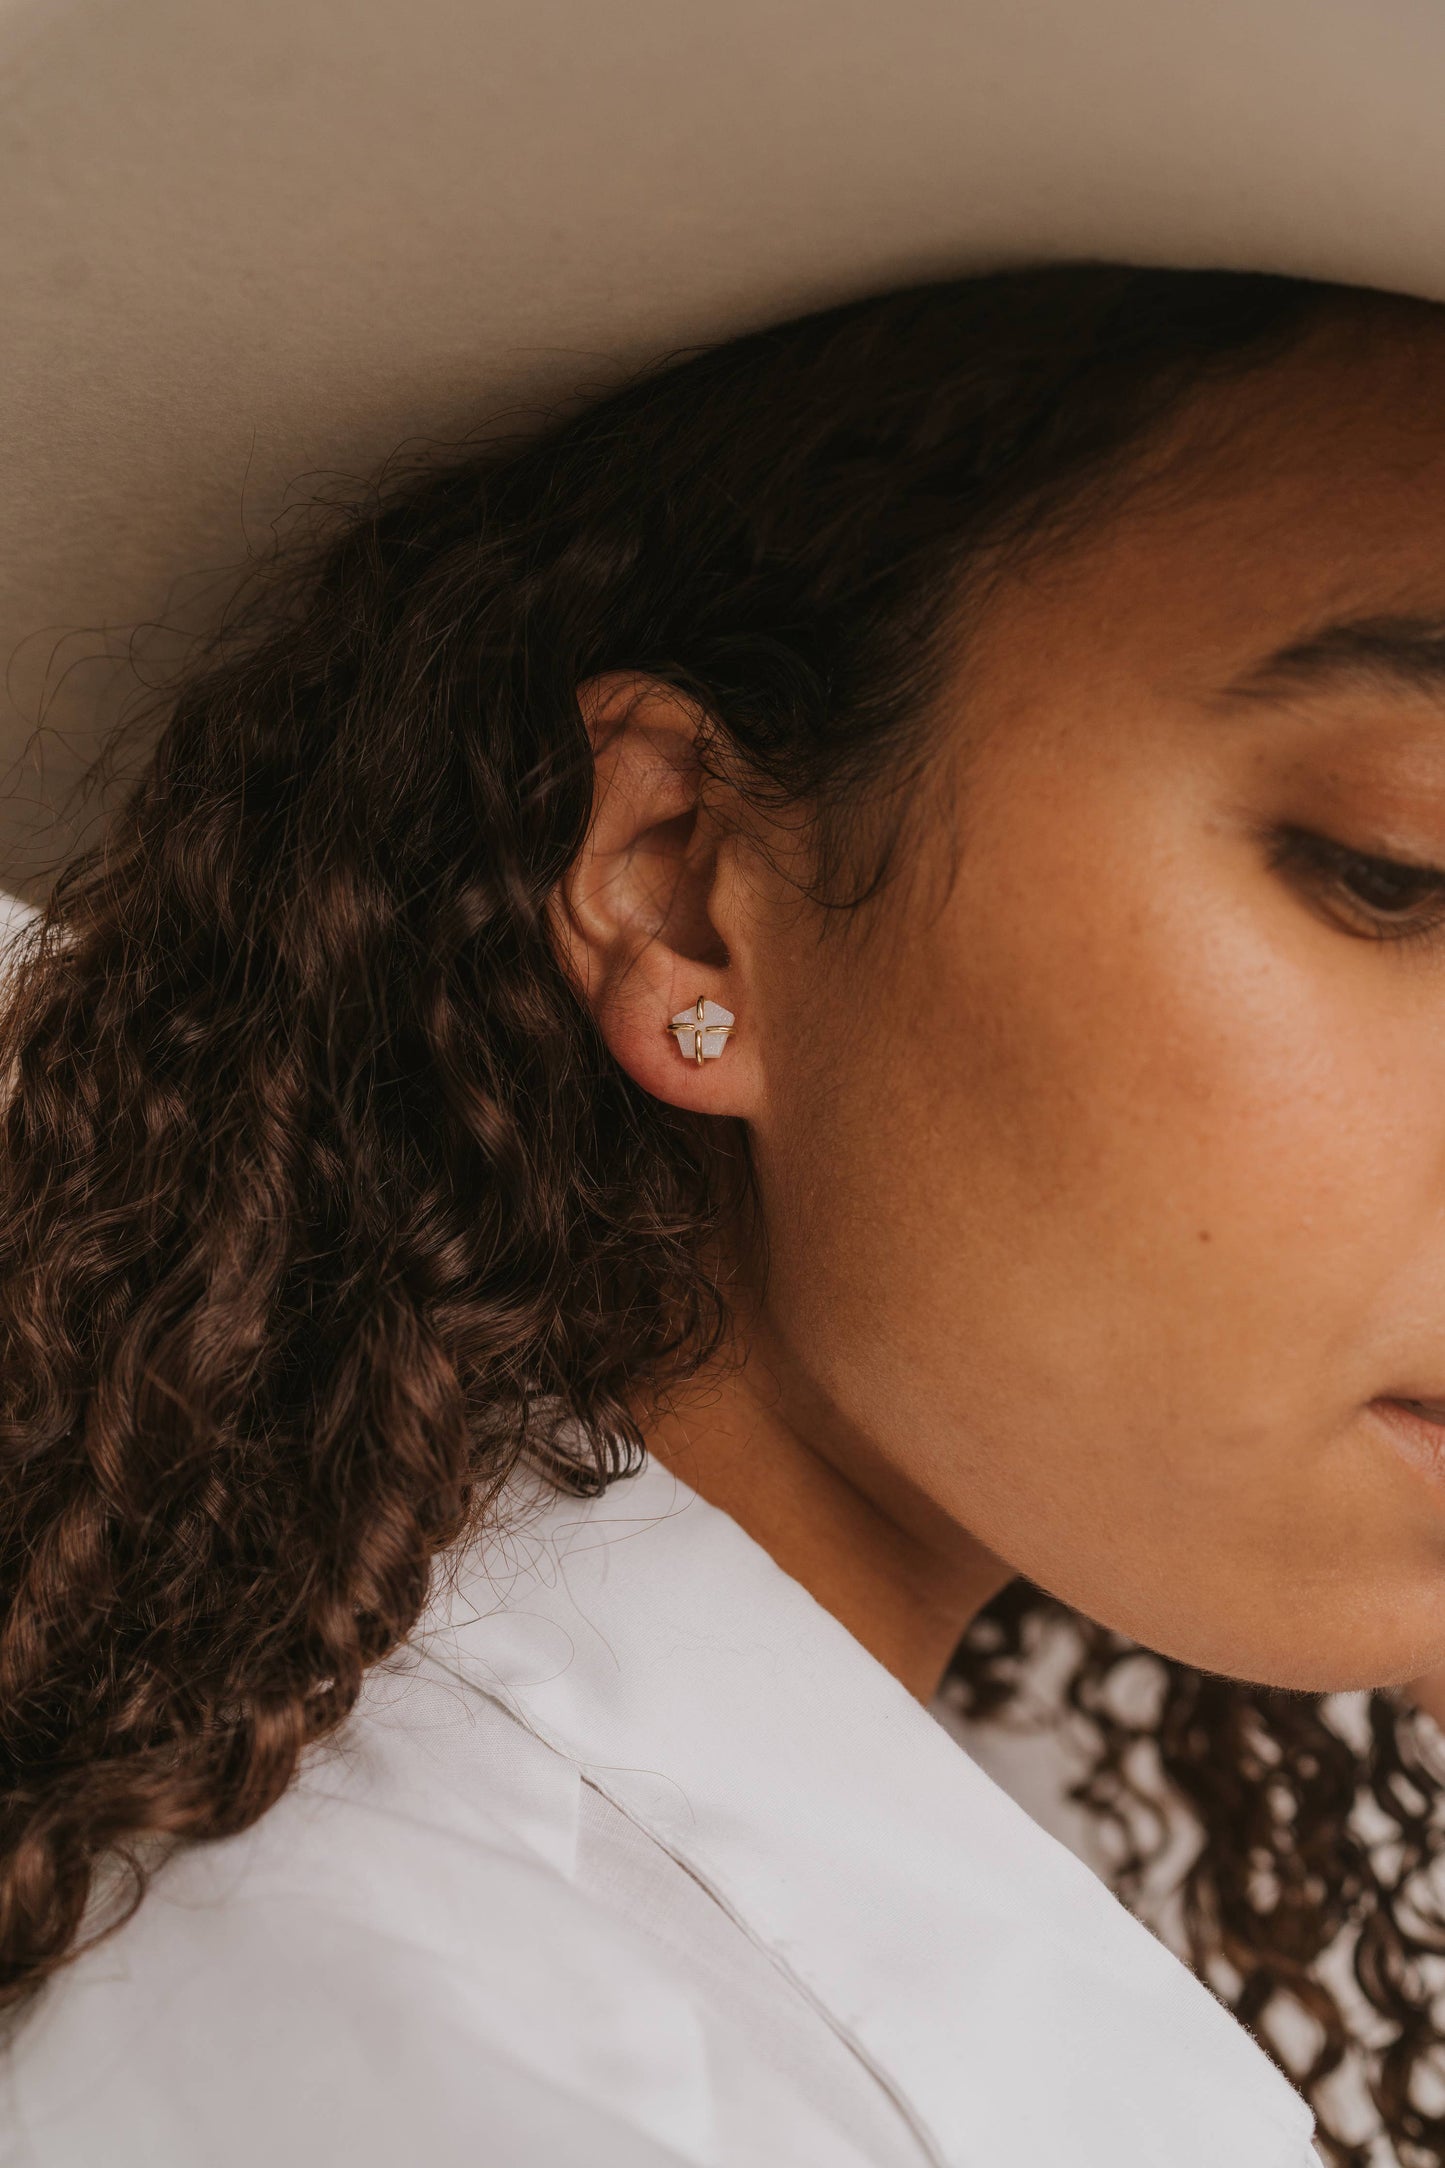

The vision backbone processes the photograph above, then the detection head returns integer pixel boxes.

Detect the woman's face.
[745,306,1445,1692]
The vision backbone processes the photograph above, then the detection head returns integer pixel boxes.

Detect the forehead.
[977,304,1445,688]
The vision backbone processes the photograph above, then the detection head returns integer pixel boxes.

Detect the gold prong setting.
[663,994,736,1066]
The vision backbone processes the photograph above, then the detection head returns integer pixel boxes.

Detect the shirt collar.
[418,1452,1316,2168]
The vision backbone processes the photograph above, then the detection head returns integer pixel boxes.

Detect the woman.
[6,259,1445,2165]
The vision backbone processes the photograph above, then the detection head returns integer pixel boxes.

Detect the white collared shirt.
[2,1454,1318,2167]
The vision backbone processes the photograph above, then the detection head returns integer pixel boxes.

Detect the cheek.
[754,788,1445,1684]
[916,824,1434,1426]
[765,825,1384,1397]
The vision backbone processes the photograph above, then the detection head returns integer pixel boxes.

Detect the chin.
[1139,1586,1445,1701]
[1078,1535,1445,1700]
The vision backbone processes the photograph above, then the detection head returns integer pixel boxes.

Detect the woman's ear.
[544,672,762,1114]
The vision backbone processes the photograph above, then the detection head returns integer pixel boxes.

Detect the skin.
[547,302,1445,1710]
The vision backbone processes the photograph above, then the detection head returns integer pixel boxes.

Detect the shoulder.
[3,1669,717,2168]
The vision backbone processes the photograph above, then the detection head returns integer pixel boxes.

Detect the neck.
[636,1324,1015,1704]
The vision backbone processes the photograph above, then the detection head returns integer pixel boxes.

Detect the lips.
[1370,1396,1445,1484]
[1377,1396,1445,1424]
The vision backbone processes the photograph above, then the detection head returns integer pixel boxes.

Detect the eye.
[1266,824,1445,947]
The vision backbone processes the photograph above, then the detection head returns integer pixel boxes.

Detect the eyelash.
[1267,825,1445,949]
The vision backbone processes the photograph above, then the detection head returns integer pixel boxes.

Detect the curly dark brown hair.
[2,260,1442,2163]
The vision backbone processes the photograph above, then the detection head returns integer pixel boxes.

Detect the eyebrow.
[1225,614,1445,705]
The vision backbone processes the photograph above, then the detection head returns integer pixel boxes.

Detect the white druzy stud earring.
[664,994,736,1066]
